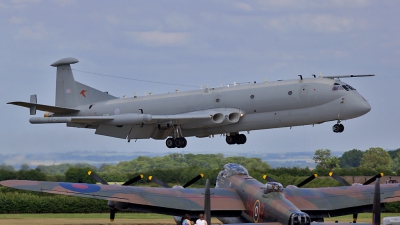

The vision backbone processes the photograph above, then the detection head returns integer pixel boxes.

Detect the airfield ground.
[0,213,399,225]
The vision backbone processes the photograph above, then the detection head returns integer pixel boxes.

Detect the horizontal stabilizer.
[8,101,79,115]
[324,74,375,79]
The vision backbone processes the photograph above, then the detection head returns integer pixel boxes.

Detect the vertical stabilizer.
[51,58,117,108]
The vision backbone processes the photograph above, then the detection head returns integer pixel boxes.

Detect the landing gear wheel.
[237,134,247,144]
[338,124,344,133]
[181,137,187,148]
[333,124,344,133]
[175,137,187,148]
[166,138,175,148]
[332,124,340,133]
[226,136,236,145]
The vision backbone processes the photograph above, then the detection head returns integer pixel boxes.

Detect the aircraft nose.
[355,97,371,116]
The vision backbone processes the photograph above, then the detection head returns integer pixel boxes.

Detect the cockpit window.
[222,163,249,177]
[332,83,356,91]
[262,182,284,194]
[342,85,349,91]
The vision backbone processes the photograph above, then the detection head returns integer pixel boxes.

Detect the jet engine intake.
[212,113,224,123]
[227,112,240,123]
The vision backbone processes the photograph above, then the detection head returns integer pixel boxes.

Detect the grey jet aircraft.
[8,58,373,148]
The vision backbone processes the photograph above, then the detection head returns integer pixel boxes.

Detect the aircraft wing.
[284,183,400,216]
[8,101,79,114]
[0,180,245,217]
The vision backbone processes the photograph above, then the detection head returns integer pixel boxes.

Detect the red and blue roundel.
[59,182,101,193]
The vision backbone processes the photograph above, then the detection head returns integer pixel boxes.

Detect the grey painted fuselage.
[9,58,371,147]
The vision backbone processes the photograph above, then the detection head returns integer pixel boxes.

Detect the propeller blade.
[372,177,381,225]
[183,174,204,188]
[88,171,108,185]
[204,179,211,225]
[296,174,318,188]
[353,213,358,223]
[110,208,116,222]
[148,176,171,188]
[329,172,351,186]
[262,175,278,183]
[363,173,384,185]
[122,174,144,186]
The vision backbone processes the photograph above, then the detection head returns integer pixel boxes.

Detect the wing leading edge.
[0,180,245,215]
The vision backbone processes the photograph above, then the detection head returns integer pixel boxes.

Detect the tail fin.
[51,58,117,108]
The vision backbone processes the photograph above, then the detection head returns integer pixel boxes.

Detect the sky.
[0,0,399,165]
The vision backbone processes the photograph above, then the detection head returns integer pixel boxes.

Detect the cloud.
[126,30,190,47]
[10,0,40,9]
[8,16,25,24]
[15,23,49,40]
[234,2,253,11]
[265,14,361,33]
[255,0,370,11]
[106,15,120,25]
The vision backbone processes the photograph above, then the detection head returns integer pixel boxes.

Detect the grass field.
[0,213,399,225]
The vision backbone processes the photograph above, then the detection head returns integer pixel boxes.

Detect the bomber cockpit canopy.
[222,163,249,177]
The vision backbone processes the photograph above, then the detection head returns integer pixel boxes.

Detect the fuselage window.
[342,85,349,91]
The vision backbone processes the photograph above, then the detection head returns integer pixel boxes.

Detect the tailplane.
[51,58,117,108]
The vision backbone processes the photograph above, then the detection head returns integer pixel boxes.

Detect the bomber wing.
[284,183,400,217]
[0,180,244,217]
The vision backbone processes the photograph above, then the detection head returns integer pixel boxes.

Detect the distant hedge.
[0,192,108,213]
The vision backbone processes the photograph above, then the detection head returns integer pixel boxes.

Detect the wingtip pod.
[50,58,79,67]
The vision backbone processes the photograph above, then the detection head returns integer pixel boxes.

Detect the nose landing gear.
[333,123,344,133]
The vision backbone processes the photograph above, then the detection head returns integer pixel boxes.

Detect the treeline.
[314,147,400,173]
[2,151,400,213]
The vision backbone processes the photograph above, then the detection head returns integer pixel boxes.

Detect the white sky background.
[0,0,399,160]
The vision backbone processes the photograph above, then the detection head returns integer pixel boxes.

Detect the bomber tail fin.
[51,58,117,108]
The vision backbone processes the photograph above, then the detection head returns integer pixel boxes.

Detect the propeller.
[149,174,204,188]
[183,174,204,188]
[204,179,211,225]
[88,171,143,222]
[328,172,351,186]
[148,176,171,188]
[262,175,278,183]
[296,174,318,188]
[262,174,318,187]
[329,172,383,223]
[363,173,384,185]
[372,177,381,225]
[88,171,108,185]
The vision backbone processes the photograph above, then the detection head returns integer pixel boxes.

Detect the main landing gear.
[226,133,247,145]
[332,123,344,133]
[166,137,187,148]
[165,125,187,148]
